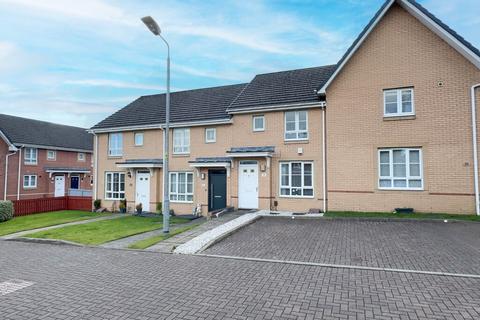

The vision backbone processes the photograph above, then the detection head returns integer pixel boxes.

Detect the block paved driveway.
[1,241,480,319]
[204,217,480,275]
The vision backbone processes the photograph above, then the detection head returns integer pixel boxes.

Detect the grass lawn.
[25,215,190,245]
[325,211,480,221]
[128,224,201,250]
[0,211,111,236]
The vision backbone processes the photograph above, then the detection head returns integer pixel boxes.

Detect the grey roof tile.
[44,167,91,172]
[91,84,247,130]
[0,114,93,151]
[227,65,336,112]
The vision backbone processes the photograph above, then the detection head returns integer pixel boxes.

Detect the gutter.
[471,84,480,215]
[4,150,17,200]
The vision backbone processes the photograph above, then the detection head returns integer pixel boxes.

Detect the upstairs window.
[253,115,265,132]
[173,128,190,154]
[24,148,38,165]
[108,133,123,157]
[378,148,423,190]
[384,88,414,117]
[47,150,56,161]
[134,132,144,146]
[284,111,308,140]
[205,128,216,143]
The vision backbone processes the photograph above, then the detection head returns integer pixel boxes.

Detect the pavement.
[1,241,480,320]
[204,217,480,276]
[148,210,248,253]
[0,213,128,240]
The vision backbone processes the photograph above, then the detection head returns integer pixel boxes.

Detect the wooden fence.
[13,196,92,217]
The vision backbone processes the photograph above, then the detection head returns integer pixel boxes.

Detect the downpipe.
[471,84,480,215]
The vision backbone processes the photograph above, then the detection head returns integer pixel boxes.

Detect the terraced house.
[91,0,480,215]
[1,114,93,200]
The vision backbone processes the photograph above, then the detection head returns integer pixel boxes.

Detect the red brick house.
[0,114,93,200]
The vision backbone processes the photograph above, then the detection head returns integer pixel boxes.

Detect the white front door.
[238,161,259,209]
[136,172,150,212]
[54,176,65,197]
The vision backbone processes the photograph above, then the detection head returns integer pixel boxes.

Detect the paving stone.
[204,217,480,275]
[1,241,480,319]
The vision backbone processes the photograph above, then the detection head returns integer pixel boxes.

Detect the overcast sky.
[0,0,479,128]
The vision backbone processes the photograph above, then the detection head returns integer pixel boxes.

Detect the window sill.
[108,156,123,159]
[170,201,194,204]
[205,141,216,144]
[383,115,416,121]
[278,195,314,199]
[284,140,309,145]
[24,163,38,166]
[105,198,126,201]
[172,153,190,157]
[378,188,424,192]
[253,130,265,133]
[23,187,37,190]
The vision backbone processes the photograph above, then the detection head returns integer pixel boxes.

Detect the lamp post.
[141,16,171,233]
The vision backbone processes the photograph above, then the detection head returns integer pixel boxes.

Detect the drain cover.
[0,280,33,295]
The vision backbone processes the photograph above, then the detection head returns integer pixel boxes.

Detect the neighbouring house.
[90,0,480,215]
[0,114,93,200]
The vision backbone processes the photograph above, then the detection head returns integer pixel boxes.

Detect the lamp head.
[141,16,161,36]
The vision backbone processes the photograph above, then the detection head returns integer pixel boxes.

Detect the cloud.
[65,79,168,91]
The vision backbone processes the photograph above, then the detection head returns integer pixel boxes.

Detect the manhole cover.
[0,280,34,295]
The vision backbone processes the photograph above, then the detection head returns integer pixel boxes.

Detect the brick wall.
[325,4,480,214]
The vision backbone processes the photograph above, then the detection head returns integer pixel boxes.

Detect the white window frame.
[279,161,314,198]
[205,128,216,143]
[24,147,38,165]
[105,172,126,200]
[108,133,123,157]
[169,172,194,203]
[47,150,56,161]
[77,152,86,161]
[23,175,37,189]
[378,148,423,190]
[173,128,190,154]
[252,115,265,132]
[134,132,144,146]
[383,88,415,117]
[284,111,309,141]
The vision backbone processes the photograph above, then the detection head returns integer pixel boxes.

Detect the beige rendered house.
[90,0,480,215]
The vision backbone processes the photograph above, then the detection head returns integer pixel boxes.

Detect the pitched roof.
[227,65,336,113]
[91,83,247,130]
[0,114,93,151]
[318,0,480,93]
[227,146,275,153]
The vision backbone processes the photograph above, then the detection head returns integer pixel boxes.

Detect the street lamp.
[141,16,171,233]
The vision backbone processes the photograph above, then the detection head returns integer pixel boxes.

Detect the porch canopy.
[189,157,231,168]
[226,146,275,158]
[116,159,163,169]
[45,167,90,178]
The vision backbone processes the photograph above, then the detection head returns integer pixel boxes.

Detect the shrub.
[136,203,143,213]
[156,202,162,214]
[0,201,14,222]
[93,199,101,210]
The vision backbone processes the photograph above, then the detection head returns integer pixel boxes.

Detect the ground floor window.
[378,148,423,190]
[170,172,193,202]
[279,162,313,197]
[105,172,125,199]
[23,175,37,188]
